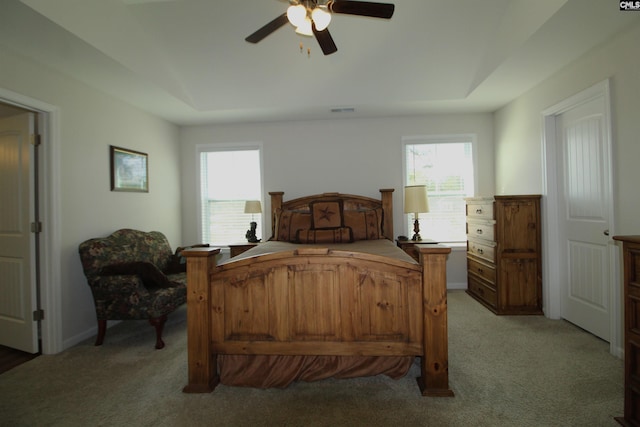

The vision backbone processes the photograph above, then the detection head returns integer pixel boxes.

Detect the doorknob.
[604,230,610,236]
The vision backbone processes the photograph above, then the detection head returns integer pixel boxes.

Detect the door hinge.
[33,309,44,321]
[31,222,42,233]
[31,134,41,146]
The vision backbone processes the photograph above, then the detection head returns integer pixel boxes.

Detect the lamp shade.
[244,200,262,214]
[404,185,429,214]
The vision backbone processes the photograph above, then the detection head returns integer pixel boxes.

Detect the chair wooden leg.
[95,319,107,346]
[149,314,167,349]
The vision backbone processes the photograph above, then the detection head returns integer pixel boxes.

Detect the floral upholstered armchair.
[78,229,208,349]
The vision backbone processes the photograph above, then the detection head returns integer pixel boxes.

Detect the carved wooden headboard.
[268,189,394,240]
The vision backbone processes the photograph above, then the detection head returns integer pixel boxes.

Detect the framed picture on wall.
[110,145,148,192]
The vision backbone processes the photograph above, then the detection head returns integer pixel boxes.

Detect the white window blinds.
[404,136,475,242]
[199,146,263,244]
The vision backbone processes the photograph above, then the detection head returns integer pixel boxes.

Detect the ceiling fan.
[245,0,395,56]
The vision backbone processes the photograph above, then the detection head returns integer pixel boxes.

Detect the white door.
[556,96,611,341]
[0,113,39,353]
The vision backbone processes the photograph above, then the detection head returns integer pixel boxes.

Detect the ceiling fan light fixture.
[295,16,314,36]
[246,0,395,56]
[311,7,331,31]
[287,4,307,27]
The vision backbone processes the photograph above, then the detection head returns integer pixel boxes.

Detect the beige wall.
[494,21,640,234]
[0,45,181,350]
[180,114,495,246]
[493,20,640,352]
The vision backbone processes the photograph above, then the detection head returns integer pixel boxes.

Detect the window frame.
[401,134,478,243]
[196,142,265,247]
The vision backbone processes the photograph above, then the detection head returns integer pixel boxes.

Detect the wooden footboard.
[182,245,452,396]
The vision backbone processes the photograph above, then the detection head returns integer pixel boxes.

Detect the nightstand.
[396,239,418,261]
[396,239,438,262]
[229,242,258,257]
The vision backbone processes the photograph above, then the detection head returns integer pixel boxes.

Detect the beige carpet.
[0,290,623,426]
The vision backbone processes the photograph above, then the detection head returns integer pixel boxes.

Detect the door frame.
[541,79,621,357]
[0,88,63,355]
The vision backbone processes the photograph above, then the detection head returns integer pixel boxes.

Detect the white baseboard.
[63,328,97,350]
[62,320,121,350]
[447,281,467,290]
[610,344,624,360]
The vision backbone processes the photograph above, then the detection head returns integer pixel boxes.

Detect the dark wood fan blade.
[312,23,338,55]
[329,1,394,19]
[245,13,289,43]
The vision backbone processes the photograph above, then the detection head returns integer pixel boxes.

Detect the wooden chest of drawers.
[612,235,640,426]
[465,195,542,315]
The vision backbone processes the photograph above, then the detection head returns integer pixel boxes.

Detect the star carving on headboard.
[318,206,336,222]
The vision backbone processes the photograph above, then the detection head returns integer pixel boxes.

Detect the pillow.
[273,209,312,241]
[295,227,354,244]
[99,261,175,288]
[310,200,344,229]
[343,208,384,240]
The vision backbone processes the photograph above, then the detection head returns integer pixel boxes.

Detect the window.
[403,135,475,242]
[198,145,263,244]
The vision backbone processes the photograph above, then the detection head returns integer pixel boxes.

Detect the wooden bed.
[182,189,452,396]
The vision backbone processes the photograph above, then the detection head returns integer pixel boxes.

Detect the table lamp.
[244,200,262,243]
[404,185,429,241]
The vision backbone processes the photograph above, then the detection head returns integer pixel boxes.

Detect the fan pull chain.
[299,42,311,58]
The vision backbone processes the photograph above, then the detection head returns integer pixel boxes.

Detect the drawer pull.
[477,248,484,254]
[476,208,483,214]
[477,268,484,273]
[476,229,483,234]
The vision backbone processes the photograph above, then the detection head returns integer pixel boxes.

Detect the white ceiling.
[2,0,638,125]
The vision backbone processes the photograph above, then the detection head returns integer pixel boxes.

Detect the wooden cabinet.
[612,235,640,427]
[465,195,542,314]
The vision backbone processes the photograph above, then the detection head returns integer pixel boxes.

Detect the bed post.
[379,188,394,240]
[182,247,220,393]
[269,191,284,239]
[417,245,454,397]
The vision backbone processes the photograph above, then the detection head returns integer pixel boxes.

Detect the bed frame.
[182,189,452,396]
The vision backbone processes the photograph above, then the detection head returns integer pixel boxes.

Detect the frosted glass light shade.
[287,4,307,27]
[295,17,313,36]
[311,7,331,31]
